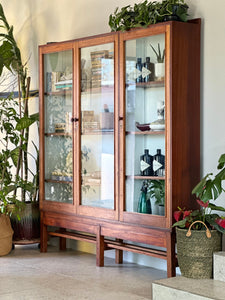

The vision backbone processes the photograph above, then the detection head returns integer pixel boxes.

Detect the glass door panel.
[44,50,73,203]
[125,34,166,216]
[80,43,114,209]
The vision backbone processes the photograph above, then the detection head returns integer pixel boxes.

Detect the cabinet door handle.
[71,117,79,122]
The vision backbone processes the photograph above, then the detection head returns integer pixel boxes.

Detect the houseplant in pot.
[108,0,189,32]
[147,179,165,215]
[0,4,39,243]
[150,43,165,81]
[173,153,225,279]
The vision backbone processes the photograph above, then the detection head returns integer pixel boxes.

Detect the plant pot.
[0,214,13,256]
[176,225,222,279]
[150,197,159,215]
[154,63,165,81]
[9,202,40,241]
[163,5,188,22]
[158,204,165,216]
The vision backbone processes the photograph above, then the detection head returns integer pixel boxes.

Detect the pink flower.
[196,199,209,208]
[216,218,225,229]
[183,210,192,219]
[174,210,182,222]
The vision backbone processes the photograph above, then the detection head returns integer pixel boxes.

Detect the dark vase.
[10,202,40,242]
[136,57,142,83]
[143,57,155,82]
[153,149,165,176]
[140,149,154,176]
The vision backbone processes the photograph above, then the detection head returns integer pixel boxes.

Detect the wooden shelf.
[48,230,168,260]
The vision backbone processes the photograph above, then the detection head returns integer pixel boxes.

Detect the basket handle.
[186,220,211,238]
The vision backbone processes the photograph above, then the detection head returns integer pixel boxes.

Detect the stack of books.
[90,50,109,88]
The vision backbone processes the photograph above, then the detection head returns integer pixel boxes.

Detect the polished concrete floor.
[0,244,167,300]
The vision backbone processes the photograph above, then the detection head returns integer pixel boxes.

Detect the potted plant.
[150,43,165,81]
[173,153,225,279]
[108,0,189,32]
[147,179,165,215]
[0,4,39,243]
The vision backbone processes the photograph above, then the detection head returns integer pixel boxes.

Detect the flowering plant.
[173,153,225,233]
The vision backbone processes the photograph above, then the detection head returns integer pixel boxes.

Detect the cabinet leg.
[59,228,67,251]
[115,239,123,264]
[166,231,176,277]
[40,212,48,252]
[96,226,104,267]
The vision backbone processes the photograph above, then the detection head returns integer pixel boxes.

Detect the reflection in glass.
[125,34,166,216]
[44,50,73,203]
[80,43,114,209]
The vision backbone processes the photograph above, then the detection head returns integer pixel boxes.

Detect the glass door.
[121,30,168,224]
[43,49,73,205]
[76,35,118,219]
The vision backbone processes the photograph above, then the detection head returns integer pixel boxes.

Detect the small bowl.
[135,122,151,131]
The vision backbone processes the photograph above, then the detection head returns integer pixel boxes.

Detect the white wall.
[1,0,225,270]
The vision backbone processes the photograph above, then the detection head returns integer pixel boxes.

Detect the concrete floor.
[0,244,167,300]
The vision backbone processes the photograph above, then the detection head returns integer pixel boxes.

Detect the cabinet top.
[39,18,201,49]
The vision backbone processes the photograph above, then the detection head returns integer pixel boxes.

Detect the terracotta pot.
[0,214,13,256]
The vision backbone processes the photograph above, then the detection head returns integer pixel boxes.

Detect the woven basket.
[0,214,14,256]
[176,221,222,279]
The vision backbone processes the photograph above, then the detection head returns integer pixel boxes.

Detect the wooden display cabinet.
[39,19,201,277]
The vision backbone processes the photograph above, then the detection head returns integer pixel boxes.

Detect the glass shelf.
[45,179,72,184]
[126,130,165,135]
[44,89,72,96]
[126,175,165,180]
[126,80,165,89]
[45,132,72,137]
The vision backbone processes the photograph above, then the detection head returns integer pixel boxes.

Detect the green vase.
[138,190,147,213]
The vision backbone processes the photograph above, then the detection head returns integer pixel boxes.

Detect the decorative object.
[108,0,189,32]
[150,43,165,80]
[173,153,225,278]
[54,122,66,133]
[151,100,165,130]
[100,112,114,129]
[135,122,151,131]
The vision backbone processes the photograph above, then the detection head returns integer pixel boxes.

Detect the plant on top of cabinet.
[108,0,189,32]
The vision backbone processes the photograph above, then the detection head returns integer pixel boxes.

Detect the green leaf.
[10,147,20,167]
[208,203,225,212]
[15,114,37,131]
[172,218,187,228]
